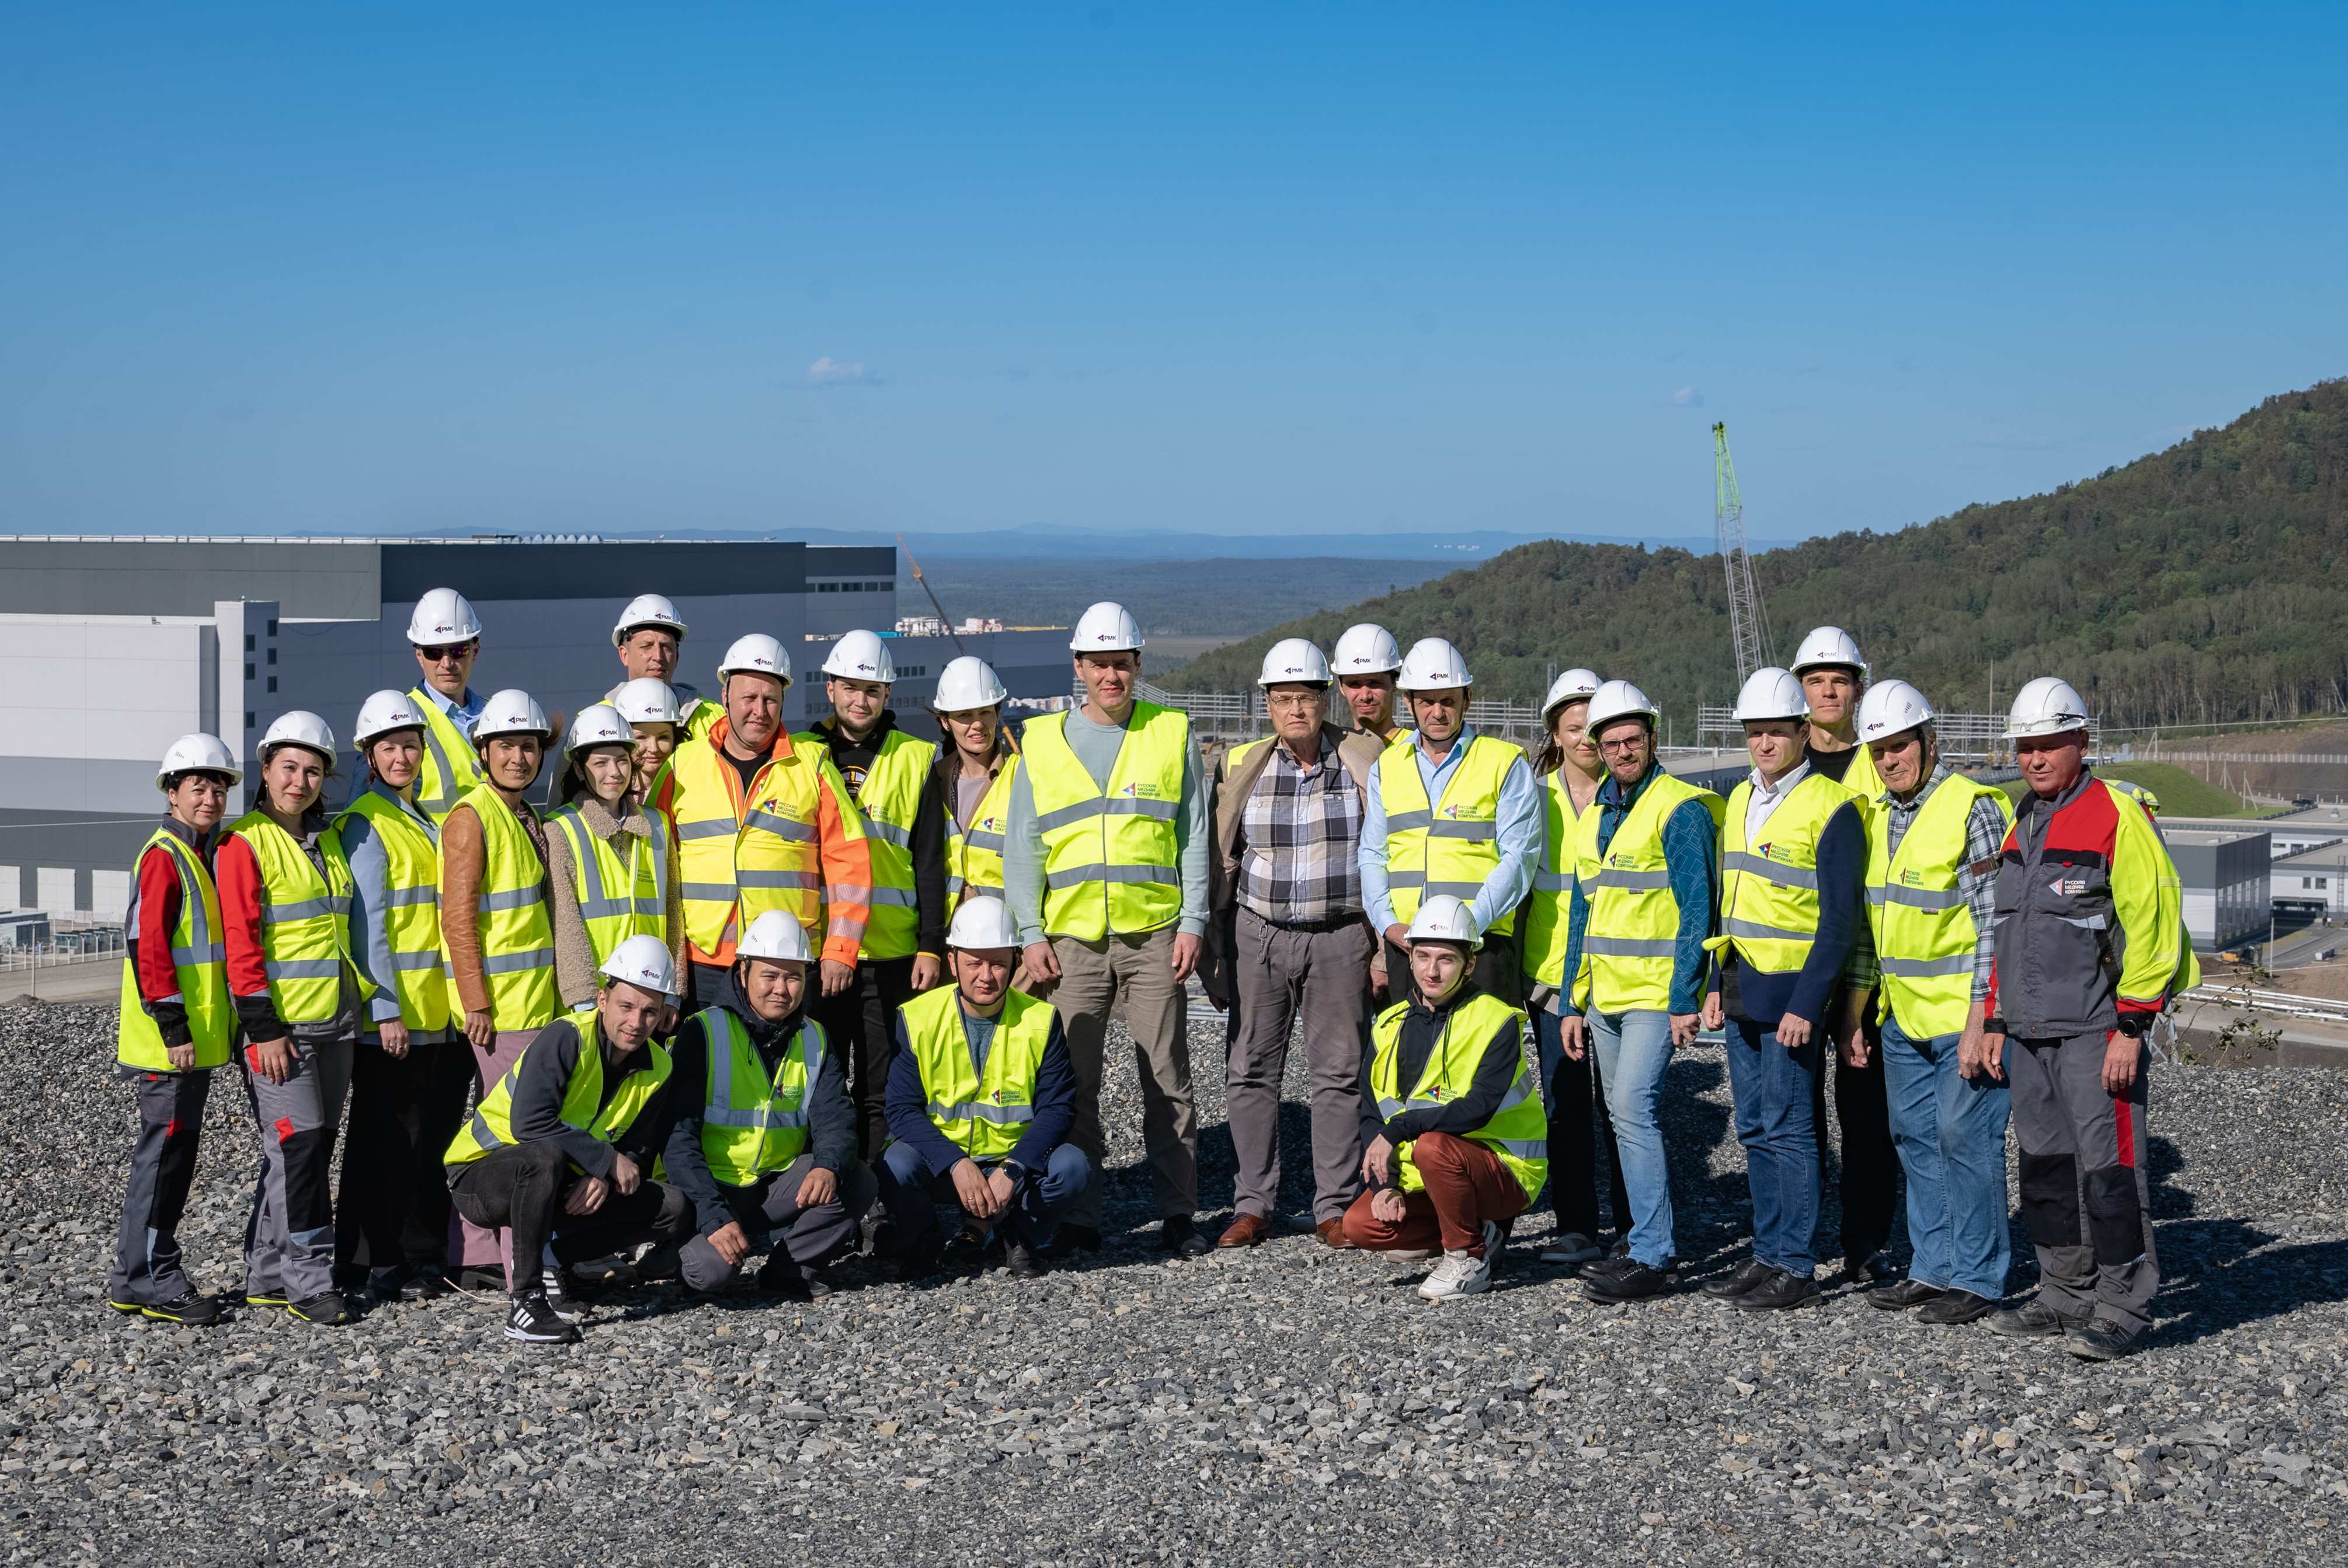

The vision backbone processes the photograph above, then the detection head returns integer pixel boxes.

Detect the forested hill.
[1173,380,2348,732]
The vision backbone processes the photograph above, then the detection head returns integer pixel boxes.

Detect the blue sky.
[4,4,2343,548]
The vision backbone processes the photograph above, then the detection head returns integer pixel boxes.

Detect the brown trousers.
[1341,1130,1529,1257]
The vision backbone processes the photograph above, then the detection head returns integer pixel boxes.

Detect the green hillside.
[1172,380,2348,733]
[1995,764,2272,820]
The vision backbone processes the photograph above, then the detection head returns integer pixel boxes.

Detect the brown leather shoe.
[1218,1213,1273,1249]
[1316,1219,1356,1250]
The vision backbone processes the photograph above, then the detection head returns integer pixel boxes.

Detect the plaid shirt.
[1236,733,1363,924]
[1857,762,2010,1002]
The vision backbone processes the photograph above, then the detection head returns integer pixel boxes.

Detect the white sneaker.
[1539,1231,1602,1266]
[1481,1219,1508,1268]
[1420,1248,1494,1301]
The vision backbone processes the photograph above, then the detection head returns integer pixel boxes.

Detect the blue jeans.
[1532,1008,1627,1240]
[876,1139,1092,1250]
[1587,1008,1677,1267]
[1880,1010,2012,1299]
[1724,1018,1823,1278]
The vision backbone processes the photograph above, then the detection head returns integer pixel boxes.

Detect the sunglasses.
[418,643,474,663]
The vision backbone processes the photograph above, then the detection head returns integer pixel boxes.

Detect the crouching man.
[442,935,695,1344]
[665,912,876,1301]
[1344,895,1547,1301]
[878,897,1090,1279]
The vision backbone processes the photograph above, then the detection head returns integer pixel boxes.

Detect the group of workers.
[106,585,2193,1361]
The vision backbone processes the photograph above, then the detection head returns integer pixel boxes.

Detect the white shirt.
[1743,757,1812,844]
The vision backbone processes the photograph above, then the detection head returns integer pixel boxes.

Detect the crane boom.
[1712,421,1772,682]
[895,534,966,655]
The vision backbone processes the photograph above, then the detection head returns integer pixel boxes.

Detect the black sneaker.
[940,1227,995,1273]
[1866,1278,1944,1312]
[1159,1215,1210,1259]
[139,1291,225,1327]
[1701,1258,1773,1300]
[1985,1298,2087,1339]
[2065,1318,2139,1361]
[1842,1252,1896,1285]
[540,1266,589,1324]
[505,1292,580,1345]
[287,1291,352,1326]
[1730,1268,1822,1312]
[369,1266,448,1304]
[1584,1259,1678,1303]
[1040,1222,1103,1260]
[757,1254,834,1301]
[894,1234,945,1283]
[1915,1290,1998,1326]
[1004,1241,1045,1280]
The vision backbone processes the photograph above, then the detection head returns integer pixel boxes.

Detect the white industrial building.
[0,535,1069,921]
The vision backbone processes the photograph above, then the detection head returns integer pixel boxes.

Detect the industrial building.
[2272,841,2348,921]
[2162,826,2272,952]
[0,535,1069,922]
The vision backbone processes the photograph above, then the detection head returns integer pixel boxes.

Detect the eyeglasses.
[1597,736,1648,755]
[418,643,472,663]
[1265,692,1323,710]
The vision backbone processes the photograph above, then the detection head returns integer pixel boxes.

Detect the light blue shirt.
[1358,724,1542,937]
[416,681,483,734]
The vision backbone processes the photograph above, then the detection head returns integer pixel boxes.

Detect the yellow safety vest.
[225,810,352,1027]
[1369,989,1546,1203]
[453,783,558,1032]
[546,800,671,968]
[900,983,1056,1162]
[408,687,486,824]
[689,1006,826,1186]
[1519,769,1594,989]
[1867,775,2012,1039]
[444,1027,672,1169]
[946,757,1020,906]
[669,732,861,957]
[333,788,451,1033]
[797,726,935,961]
[1376,734,1522,937]
[1572,770,1724,1013]
[1022,703,1189,941]
[117,828,234,1071]
[1714,770,1860,975]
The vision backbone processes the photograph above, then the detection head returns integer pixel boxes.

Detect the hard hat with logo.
[947,895,1020,951]
[736,910,813,966]
[600,933,679,998]
[820,629,898,685]
[1733,668,1809,723]
[2004,676,2090,740]
[716,633,791,688]
[1540,667,1603,720]
[405,587,483,647]
[157,733,241,790]
[1856,680,1935,744]
[563,703,633,761]
[471,689,552,743]
[1069,602,1145,653]
[1584,679,1660,734]
[930,656,1008,712]
[611,593,688,648]
[610,677,683,727]
[1396,637,1472,693]
[1331,623,1403,677]
[259,711,337,765]
[1404,893,1483,950]
[1789,625,1869,680]
[353,690,430,750]
[1257,637,1331,688]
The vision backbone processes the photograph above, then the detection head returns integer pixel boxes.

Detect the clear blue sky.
[5,4,2343,547]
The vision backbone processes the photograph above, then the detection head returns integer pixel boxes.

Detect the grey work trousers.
[677,1154,878,1291]
[1226,908,1372,1223]
[238,1031,355,1304]
[1032,927,1198,1225]
[2009,1030,2159,1337]
[110,1068,214,1306]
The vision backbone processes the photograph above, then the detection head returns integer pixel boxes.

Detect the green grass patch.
[1996,762,2278,818]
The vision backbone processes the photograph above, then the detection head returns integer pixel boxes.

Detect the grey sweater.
[1002,705,1210,947]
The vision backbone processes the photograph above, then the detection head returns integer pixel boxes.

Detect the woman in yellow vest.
[931,654,1021,912]
[108,734,242,1326]
[333,691,461,1305]
[217,711,357,1326]
[545,703,683,1012]
[611,676,683,811]
[1342,895,1546,1301]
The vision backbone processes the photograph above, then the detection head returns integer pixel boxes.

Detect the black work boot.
[1702,1258,1773,1300]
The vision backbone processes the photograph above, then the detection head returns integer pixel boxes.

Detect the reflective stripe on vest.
[548,802,670,968]
[1714,771,1859,976]
[1022,705,1188,941]
[900,983,1055,1162]
[1376,735,1521,936]
[693,1006,822,1184]
[1519,769,1592,989]
[117,828,236,1071]
[1571,770,1723,1012]
[1866,773,2010,1038]
[408,688,486,824]
[333,789,451,1032]
[446,1029,672,1168]
[455,784,557,1030]
[669,732,851,959]
[946,757,1019,905]
[798,728,935,960]
[225,811,352,1027]
[1368,990,1546,1203]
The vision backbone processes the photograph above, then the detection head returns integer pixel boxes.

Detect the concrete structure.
[0,536,1069,919]
[2163,827,2272,951]
[2160,807,2348,860]
[2272,842,2348,921]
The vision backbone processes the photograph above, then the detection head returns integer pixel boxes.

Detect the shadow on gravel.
[2151,1221,2348,1347]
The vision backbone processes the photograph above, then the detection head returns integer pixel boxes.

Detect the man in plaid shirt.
[1203,639,1385,1251]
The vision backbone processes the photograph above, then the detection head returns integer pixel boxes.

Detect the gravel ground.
[8,996,2348,1565]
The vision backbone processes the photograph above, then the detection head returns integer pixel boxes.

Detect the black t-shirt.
[1807,744,1859,785]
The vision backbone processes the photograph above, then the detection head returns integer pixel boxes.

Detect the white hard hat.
[471,688,552,742]
[1540,668,1602,718]
[821,628,898,685]
[1584,679,1660,734]
[353,690,430,749]
[1789,625,1869,680]
[930,655,1007,712]
[611,593,688,648]
[1069,602,1145,653]
[1404,894,1482,951]
[405,587,483,647]
[1331,623,1403,677]
[736,910,813,966]
[1396,637,1472,693]
[259,710,337,765]
[1258,637,1331,688]
[1856,680,1935,744]
[157,733,241,789]
[1733,667,1810,724]
[599,933,678,998]
[946,895,1020,951]
[563,703,633,759]
[716,633,791,688]
[610,677,683,726]
[2004,676,2090,740]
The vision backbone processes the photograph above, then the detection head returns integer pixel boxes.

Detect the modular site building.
[0,535,1070,922]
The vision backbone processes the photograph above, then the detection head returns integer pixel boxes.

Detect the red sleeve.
[215,833,272,998]
[132,845,186,1003]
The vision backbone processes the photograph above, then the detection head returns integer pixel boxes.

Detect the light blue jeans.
[1587,1008,1677,1267]
[1880,1010,2012,1300]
